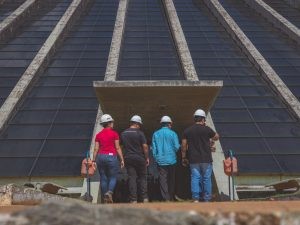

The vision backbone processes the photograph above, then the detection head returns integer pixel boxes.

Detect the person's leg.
[126,160,138,202]
[136,159,148,202]
[104,156,119,203]
[167,165,176,201]
[96,154,108,198]
[190,163,201,201]
[107,156,119,192]
[158,165,170,201]
[200,163,213,202]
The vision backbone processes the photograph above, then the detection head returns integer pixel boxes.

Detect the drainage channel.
[0,0,118,177]
[0,0,26,22]
[219,0,300,100]
[262,0,300,28]
[0,0,72,107]
[173,0,300,175]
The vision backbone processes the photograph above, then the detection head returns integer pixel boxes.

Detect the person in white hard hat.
[181,109,219,202]
[92,114,124,204]
[152,116,180,201]
[121,115,149,203]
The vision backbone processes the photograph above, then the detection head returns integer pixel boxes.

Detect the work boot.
[104,191,113,204]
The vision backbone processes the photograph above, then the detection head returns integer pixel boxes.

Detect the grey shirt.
[121,128,147,161]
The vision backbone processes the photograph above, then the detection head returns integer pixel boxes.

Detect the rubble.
[0,184,65,206]
[1,200,300,225]
[3,200,213,225]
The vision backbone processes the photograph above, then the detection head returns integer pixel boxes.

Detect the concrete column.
[162,0,198,81]
[203,0,300,120]
[163,0,231,199]
[243,0,300,45]
[81,0,129,203]
[0,0,46,44]
[0,0,91,133]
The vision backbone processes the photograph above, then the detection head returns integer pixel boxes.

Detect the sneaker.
[143,198,149,203]
[192,200,199,203]
[104,191,113,204]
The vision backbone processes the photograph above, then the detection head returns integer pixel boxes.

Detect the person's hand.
[146,158,150,167]
[120,160,125,169]
[210,140,216,152]
[182,158,189,167]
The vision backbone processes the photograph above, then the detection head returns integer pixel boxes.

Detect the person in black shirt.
[121,115,149,203]
[181,109,219,202]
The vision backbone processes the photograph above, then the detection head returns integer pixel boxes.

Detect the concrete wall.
[203,0,300,120]
[0,0,48,44]
[162,0,230,200]
[243,0,300,46]
[0,0,91,134]
[81,0,129,203]
[283,0,300,9]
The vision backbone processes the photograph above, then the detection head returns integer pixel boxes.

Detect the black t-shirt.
[121,128,147,161]
[183,124,216,163]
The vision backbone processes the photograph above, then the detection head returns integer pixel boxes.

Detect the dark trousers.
[125,158,148,202]
[158,164,176,201]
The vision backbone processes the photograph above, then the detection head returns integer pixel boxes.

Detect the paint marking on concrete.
[163,0,230,198]
[243,0,300,45]
[0,0,90,133]
[81,0,129,203]
[0,0,43,43]
[203,0,300,119]
[162,0,198,81]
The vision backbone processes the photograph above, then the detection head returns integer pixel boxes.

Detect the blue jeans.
[96,154,119,195]
[190,163,213,201]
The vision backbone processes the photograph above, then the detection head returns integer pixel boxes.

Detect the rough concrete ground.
[0,206,32,214]
[113,201,300,213]
[1,201,300,225]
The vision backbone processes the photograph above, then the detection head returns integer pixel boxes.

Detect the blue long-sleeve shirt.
[152,127,180,166]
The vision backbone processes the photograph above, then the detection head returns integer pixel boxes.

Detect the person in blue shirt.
[152,115,180,201]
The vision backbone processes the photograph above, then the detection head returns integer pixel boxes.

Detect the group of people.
[92,109,219,203]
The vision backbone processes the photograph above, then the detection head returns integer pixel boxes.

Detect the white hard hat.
[100,114,114,124]
[160,115,172,123]
[130,115,143,124]
[194,109,206,118]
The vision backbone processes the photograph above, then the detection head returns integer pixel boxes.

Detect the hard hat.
[160,115,172,123]
[194,109,206,118]
[130,115,143,124]
[100,114,114,124]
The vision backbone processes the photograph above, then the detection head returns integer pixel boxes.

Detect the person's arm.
[173,132,180,152]
[212,133,219,141]
[115,139,124,168]
[143,144,149,166]
[140,132,149,166]
[151,135,157,160]
[93,141,99,162]
[181,138,188,159]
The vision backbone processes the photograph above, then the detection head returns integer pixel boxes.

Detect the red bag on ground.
[81,158,96,177]
[223,157,238,176]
